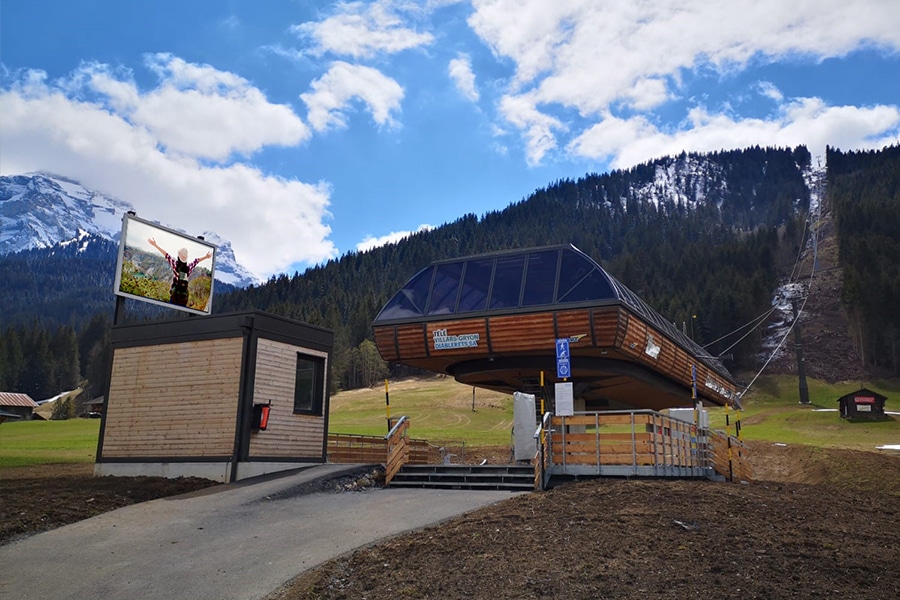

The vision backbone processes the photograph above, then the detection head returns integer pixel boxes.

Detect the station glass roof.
[373,244,728,375]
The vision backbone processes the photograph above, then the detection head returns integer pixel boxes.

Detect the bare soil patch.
[3,445,898,600]
[0,463,217,545]
[271,443,899,600]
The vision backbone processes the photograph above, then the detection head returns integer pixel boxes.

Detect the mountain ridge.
[0,172,258,287]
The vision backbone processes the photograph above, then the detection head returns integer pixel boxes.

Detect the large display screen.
[113,213,217,315]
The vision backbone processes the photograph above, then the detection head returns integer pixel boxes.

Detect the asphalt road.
[0,464,520,600]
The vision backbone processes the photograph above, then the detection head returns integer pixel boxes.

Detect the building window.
[294,353,325,415]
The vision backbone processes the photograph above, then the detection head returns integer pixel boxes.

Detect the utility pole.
[792,300,810,404]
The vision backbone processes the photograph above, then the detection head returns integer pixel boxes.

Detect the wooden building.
[0,392,38,421]
[96,311,333,482]
[373,245,738,412]
[837,388,888,419]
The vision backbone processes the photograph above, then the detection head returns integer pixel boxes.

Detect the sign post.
[556,338,570,380]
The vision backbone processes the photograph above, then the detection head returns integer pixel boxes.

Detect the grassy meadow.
[0,419,101,468]
[328,376,514,447]
[2,375,897,468]
[707,375,900,451]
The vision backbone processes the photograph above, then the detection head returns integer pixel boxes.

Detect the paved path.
[0,464,520,600]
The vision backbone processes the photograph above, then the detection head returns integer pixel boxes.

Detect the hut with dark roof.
[837,388,888,419]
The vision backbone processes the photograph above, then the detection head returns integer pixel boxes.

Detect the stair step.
[389,464,535,492]
[389,480,535,491]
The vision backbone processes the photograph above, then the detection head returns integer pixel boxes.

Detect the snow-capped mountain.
[0,173,257,287]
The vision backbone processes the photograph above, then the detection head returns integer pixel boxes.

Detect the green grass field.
[0,419,101,468]
[2,375,897,468]
[707,375,900,450]
[328,377,515,447]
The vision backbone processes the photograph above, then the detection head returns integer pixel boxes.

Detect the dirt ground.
[2,444,898,600]
[0,464,218,545]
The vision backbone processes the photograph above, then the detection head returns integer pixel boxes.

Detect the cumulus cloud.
[569,97,900,170]
[292,0,434,59]
[0,63,334,279]
[499,92,565,165]
[301,61,405,131]
[448,53,479,102]
[77,54,311,162]
[468,0,900,165]
[356,224,434,253]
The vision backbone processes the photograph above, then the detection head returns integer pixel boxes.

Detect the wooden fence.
[327,432,442,465]
[708,429,752,482]
[549,412,703,475]
[531,410,751,485]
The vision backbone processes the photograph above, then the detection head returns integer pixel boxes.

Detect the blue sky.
[2,1,899,281]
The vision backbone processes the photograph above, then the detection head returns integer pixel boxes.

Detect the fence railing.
[533,412,553,490]
[533,409,750,482]
[708,429,752,482]
[384,416,410,485]
[328,431,444,466]
[548,411,706,477]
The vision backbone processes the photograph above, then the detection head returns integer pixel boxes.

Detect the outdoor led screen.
[113,213,217,315]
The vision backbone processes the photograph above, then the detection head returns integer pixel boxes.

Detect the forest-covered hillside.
[4,144,898,401]
[214,145,813,389]
[829,144,900,372]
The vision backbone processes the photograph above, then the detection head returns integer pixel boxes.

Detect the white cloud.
[356,224,434,253]
[448,53,479,102]
[292,0,434,59]
[0,65,335,279]
[469,0,900,164]
[79,54,311,162]
[757,81,785,103]
[499,92,565,165]
[569,98,900,170]
[301,61,404,131]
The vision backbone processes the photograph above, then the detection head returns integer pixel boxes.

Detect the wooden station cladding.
[374,304,738,411]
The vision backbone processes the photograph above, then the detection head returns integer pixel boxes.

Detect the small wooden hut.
[837,388,888,419]
[0,393,38,421]
[96,311,333,482]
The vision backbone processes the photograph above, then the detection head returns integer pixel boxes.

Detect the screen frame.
[113,213,218,316]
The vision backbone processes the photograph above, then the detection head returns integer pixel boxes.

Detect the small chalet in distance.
[837,388,888,419]
[0,392,39,421]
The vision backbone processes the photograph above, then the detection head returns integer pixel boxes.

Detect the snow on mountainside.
[633,154,725,211]
[0,173,258,287]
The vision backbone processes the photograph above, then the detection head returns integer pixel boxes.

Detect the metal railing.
[384,416,410,485]
[533,409,747,482]
[533,412,553,490]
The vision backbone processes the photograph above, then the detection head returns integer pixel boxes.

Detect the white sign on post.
[555,382,574,416]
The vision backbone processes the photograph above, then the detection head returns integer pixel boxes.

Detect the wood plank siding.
[374,305,737,408]
[489,313,555,353]
[248,338,327,459]
[102,337,243,458]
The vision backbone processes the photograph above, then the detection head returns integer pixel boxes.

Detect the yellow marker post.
[384,379,391,433]
[540,370,545,415]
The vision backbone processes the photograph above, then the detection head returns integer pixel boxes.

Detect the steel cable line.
[740,185,822,399]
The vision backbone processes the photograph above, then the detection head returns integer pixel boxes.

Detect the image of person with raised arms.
[147,237,213,306]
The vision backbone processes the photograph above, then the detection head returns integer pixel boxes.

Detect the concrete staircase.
[389,464,534,491]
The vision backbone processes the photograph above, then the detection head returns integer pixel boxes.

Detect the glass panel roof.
[522,250,558,307]
[457,258,493,313]
[374,244,727,375]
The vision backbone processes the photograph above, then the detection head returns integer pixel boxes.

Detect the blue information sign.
[556,338,571,379]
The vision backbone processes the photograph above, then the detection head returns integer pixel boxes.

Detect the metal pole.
[792,300,811,404]
[113,295,125,326]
